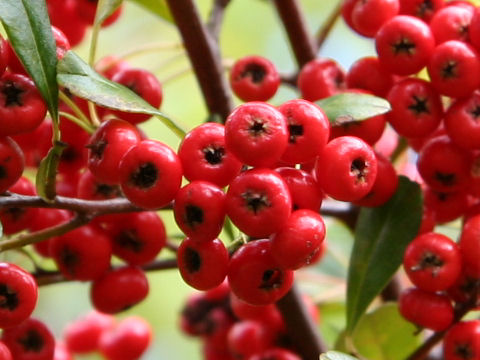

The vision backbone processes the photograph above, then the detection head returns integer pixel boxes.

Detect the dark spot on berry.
[2,81,24,107]
[242,191,271,214]
[86,138,107,160]
[288,124,303,143]
[184,247,201,273]
[60,146,77,163]
[0,166,6,180]
[442,61,457,79]
[18,330,44,352]
[469,105,480,120]
[392,38,416,55]
[249,119,267,137]
[408,95,429,115]
[416,0,434,18]
[436,191,449,202]
[455,344,473,359]
[259,269,283,290]
[410,251,444,276]
[351,158,367,183]
[434,171,456,187]
[130,162,158,189]
[0,283,19,311]
[203,146,224,165]
[240,63,266,84]
[5,207,26,222]
[95,183,121,198]
[59,247,79,276]
[184,204,204,228]
[334,71,346,89]
[115,229,144,253]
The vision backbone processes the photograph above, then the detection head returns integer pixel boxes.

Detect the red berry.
[0,137,24,194]
[54,342,73,360]
[315,136,378,202]
[444,320,480,360]
[0,36,8,78]
[77,170,122,201]
[1,318,55,360]
[350,0,399,38]
[178,122,242,187]
[0,341,12,360]
[346,57,397,97]
[297,58,346,101]
[0,263,37,329]
[228,239,294,306]
[230,56,280,102]
[227,320,272,359]
[225,102,288,168]
[248,348,302,360]
[445,91,480,150]
[375,15,435,76]
[30,209,71,258]
[119,139,183,209]
[174,181,226,242]
[430,5,474,44]
[226,168,292,238]
[424,187,468,224]
[459,214,480,277]
[91,266,149,314]
[177,237,229,291]
[47,0,88,47]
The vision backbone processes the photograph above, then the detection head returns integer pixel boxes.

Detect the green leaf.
[0,0,59,122]
[127,0,174,23]
[346,176,422,333]
[57,51,185,138]
[318,302,347,348]
[36,142,67,201]
[95,0,123,26]
[316,93,391,126]
[320,351,358,360]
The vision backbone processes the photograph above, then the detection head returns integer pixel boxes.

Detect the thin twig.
[207,0,231,42]
[316,2,342,50]
[34,258,178,286]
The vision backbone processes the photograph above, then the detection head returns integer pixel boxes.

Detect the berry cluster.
[179,281,317,360]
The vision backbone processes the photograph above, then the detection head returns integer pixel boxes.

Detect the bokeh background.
[18,0,376,358]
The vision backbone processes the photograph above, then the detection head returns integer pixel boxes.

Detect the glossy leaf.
[95,0,123,26]
[0,0,59,122]
[346,176,422,333]
[320,351,358,360]
[127,0,174,23]
[36,142,67,201]
[318,302,346,348]
[316,93,391,126]
[57,51,185,137]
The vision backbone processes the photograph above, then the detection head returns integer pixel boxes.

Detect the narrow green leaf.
[0,0,59,122]
[127,0,174,23]
[320,351,358,360]
[95,0,123,26]
[57,51,185,138]
[346,176,422,333]
[316,93,391,126]
[36,142,67,201]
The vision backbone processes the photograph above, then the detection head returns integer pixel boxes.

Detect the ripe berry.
[249,348,302,360]
[30,209,71,258]
[427,40,480,98]
[350,0,399,38]
[270,209,326,270]
[375,15,435,76]
[0,36,8,78]
[399,287,454,331]
[225,102,288,168]
[278,99,330,165]
[227,320,272,359]
[0,263,37,329]
[54,342,73,360]
[0,73,47,137]
[399,0,444,22]
[230,56,280,102]
[0,137,24,194]
[0,341,12,360]
[104,211,166,266]
[177,237,229,291]
[47,0,88,47]
[108,68,162,124]
[226,168,292,238]
[1,318,55,360]
[346,57,397,97]
[315,136,378,202]
[430,5,474,44]
[75,0,124,27]
[58,114,90,175]
[444,321,480,360]
[459,214,480,277]
[445,91,480,150]
[119,139,183,209]
[174,181,226,242]
[91,266,149,314]
[51,26,71,59]
[386,78,443,138]
[297,58,346,101]
[403,232,462,292]
[87,119,141,185]
[178,122,242,188]
[228,239,294,306]
[50,225,112,281]
[99,316,152,360]
[77,170,122,201]
[424,188,468,224]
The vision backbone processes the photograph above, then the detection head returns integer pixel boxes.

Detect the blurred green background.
[29,0,376,359]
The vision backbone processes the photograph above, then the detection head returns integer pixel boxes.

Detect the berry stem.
[165,0,234,121]
[33,258,178,286]
[58,91,92,127]
[272,0,317,67]
[58,111,95,134]
[206,0,231,42]
[316,2,342,50]
[115,41,183,62]
[277,284,327,359]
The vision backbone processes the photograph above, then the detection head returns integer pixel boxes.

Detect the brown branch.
[321,201,360,230]
[316,2,342,50]
[381,275,402,302]
[165,0,234,121]
[273,0,317,68]
[34,258,178,286]
[277,284,327,360]
[206,0,231,42]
